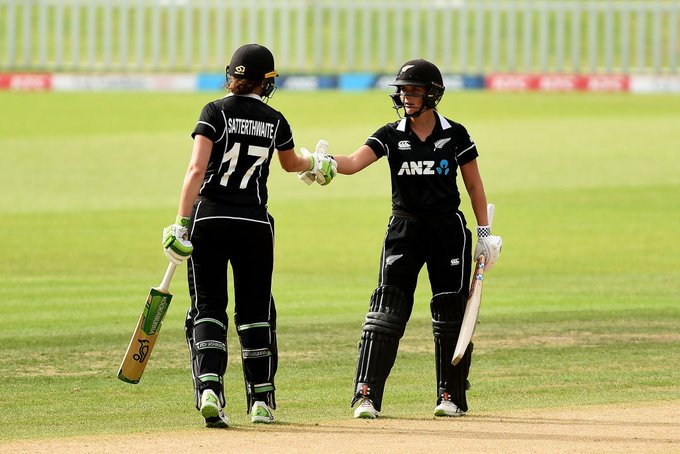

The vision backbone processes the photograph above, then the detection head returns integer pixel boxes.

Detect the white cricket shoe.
[434,399,466,417]
[353,398,380,419]
[200,389,229,428]
[251,401,274,424]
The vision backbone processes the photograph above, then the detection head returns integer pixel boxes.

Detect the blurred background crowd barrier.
[1,0,678,92]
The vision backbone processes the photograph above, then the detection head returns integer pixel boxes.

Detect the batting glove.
[297,147,316,185]
[297,140,337,186]
[162,215,193,265]
[312,140,337,186]
[474,225,502,271]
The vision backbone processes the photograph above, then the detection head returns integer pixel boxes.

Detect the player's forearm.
[291,154,313,172]
[334,146,377,175]
[469,187,489,226]
[461,159,489,226]
[278,149,314,173]
[177,166,204,218]
[333,155,359,175]
[463,173,489,226]
[177,135,211,218]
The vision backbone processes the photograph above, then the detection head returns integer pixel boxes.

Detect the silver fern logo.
[434,138,451,151]
[385,254,403,265]
[400,65,415,74]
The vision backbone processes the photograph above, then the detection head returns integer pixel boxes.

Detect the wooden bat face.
[117,288,173,384]
[451,255,486,366]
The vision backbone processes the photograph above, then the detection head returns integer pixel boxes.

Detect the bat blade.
[118,263,176,384]
[452,203,495,366]
[451,255,485,366]
[117,287,173,383]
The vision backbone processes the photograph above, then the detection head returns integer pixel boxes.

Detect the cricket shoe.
[434,399,466,417]
[200,389,229,428]
[353,398,380,419]
[250,401,274,424]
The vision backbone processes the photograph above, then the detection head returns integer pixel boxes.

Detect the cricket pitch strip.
[2,400,679,454]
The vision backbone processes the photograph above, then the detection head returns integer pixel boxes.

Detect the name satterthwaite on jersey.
[227,118,275,139]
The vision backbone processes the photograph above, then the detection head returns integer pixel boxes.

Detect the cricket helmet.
[226,44,278,99]
[389,59,445,115]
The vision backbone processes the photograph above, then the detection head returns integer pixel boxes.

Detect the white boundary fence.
[1,0,678,74]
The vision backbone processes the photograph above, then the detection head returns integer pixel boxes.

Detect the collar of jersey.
[225,93,263,102]
[396,112,452,133]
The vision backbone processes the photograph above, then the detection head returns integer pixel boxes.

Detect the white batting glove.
[474,225,502,271]
[297,147,316,185]
[297,140,337,186]
[162,215,193,265]
[312,140,337,186]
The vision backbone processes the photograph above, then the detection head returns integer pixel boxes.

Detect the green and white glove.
[312,140,337,186]
[297,147,316,185]
[297,140,337,186]
[162,215,193,265]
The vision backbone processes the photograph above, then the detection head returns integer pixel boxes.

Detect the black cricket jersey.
[191,93,294,209]
[365,112,478,215]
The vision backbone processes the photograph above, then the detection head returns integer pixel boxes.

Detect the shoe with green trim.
[250,401,274,424]
[200,389,229,428]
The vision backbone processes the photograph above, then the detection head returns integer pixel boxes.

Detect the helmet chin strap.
[404,105,428,119]
[392,91,431,119]
[390,92,433,119]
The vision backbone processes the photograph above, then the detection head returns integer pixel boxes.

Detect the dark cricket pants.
[379,211,472,295]
[354,210,473,410]
[187,198,277,400]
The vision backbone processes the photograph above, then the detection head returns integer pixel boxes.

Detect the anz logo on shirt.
[397,159,451,176]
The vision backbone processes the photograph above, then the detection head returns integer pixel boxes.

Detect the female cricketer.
[161,43,334,428]
[330,59,503,419]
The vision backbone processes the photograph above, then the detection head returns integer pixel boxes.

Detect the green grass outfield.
[0,90,679,440]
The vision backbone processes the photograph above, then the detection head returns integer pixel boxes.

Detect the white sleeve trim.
[277,135,293,149]
[367,136,387,156]
[197,120,216,133]
[456,143,476,158]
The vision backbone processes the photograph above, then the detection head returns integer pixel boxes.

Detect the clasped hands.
[298,139,337,186]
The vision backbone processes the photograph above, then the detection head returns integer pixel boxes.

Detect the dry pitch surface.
[3,400,679,453]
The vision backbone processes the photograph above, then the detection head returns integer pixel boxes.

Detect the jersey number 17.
[220,142,269,189]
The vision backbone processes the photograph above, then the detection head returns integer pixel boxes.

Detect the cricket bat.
[117,262,177,384]
[451,203,494,366]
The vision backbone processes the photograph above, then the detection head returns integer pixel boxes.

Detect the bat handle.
[487,203,495,228]
[158,262,178,292]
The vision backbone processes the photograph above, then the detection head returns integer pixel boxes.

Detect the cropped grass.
[0,90,679,441]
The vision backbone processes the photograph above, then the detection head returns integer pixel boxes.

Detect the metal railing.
[1,0,678,74]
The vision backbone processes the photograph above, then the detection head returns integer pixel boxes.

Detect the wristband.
[476,225,491,238]
[176,215,190,228]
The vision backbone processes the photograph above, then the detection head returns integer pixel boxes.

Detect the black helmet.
[389,59,445,116]
[226,44,278,99]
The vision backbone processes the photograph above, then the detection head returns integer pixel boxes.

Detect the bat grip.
[487,203,495,228]
[158,262,178,292]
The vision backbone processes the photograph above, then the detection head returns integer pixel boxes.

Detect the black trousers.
[379,211,472,295]
[186,198,277,408]
[187,199,275,327]
[353,210,473,411]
